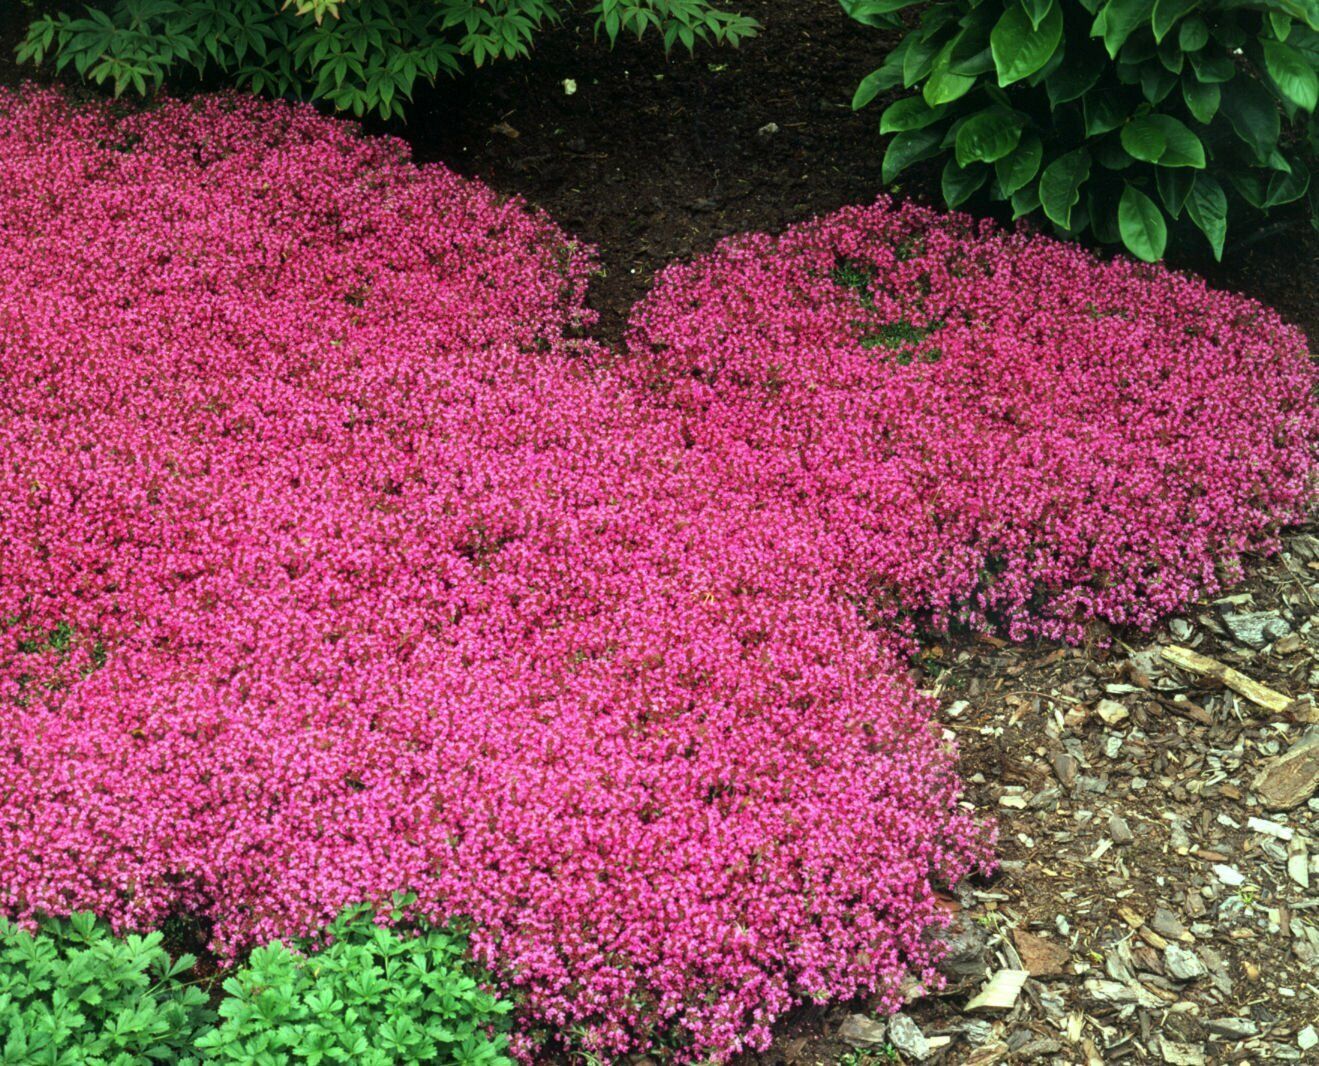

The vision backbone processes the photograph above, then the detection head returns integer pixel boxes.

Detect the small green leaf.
[954,106,1025,166]
[995,133,1044,195]
[1151,0,1198,42]
[879,96,946,133]
[882,127,943,182]
[1185,174,1227,260]
[1039,148,1092,228]
[1118,184,1167,260]
[1219,77,1282,162]
[1092,0,1155,59]
[991,0,1064,86]
[942,158,989,207]
[1262,40,1318,111]
[1120,114,1205,167]
[1181,77,1220,123]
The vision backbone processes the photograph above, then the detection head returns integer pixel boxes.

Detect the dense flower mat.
[0,91,986,1060]
[0,89,1313,1061]
[625,204,1317,641]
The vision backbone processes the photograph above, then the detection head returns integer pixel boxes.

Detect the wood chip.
[965,968,1030,1011]
[1160,644,1293,714]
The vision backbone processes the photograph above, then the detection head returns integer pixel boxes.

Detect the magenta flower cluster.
[626,202,1317,641]
[0,91,990,1061]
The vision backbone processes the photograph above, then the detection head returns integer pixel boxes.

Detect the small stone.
[999,793,1028,809]
[1205,1017,1259,1039]
[888,1014,930,1061]
[1221,610,1292,648]
[1254,734,1319,810]
[1096,699,1130,726]
[1012,928,1070,977]
[1151,908,1190,941]
[1246,816,1294,840]
[837,1014,887,1049]
[1170,618,1193,640]
[1158,1037,1206,1065]
[1052,752,1078,787]
[1164,944,1208,981]
[756,121,780,139]
[1108,814,1134,843]
[1212,863,1245,887]
[1298,1026,1318,1052]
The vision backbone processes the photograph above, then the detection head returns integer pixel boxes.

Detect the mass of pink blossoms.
[626,202,1318,641]
[0,91,988,1060]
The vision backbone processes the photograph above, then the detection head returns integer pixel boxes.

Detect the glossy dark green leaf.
[882,127,944,182]
[1092,0,1155,59]
[1039,148,1092,227]
[991,0,1063,86]
[1120,114,1205,166]
[1185,174,1227,259]
[1151,0,1198,42]
[1155,166,1194,217]
[994,133,1044,194]
[1118,184,1167,260]
[1220,76,1281,162]
[1262,39,1318,111]
[880,95,947,133]
[1181,77,1220,123]
[942,158,990,206]
[954,106,1025,165]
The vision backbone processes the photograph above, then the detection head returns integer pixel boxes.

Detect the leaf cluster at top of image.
[847,0,1317,261]
[0,87,1314,1062]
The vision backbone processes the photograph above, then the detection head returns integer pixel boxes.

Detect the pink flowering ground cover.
[0,90,989,1060]
[625,201,1318,643]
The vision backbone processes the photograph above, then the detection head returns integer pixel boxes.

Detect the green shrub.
[0,912,212,1063]
[18,0,758,120]
[195,900,514,1065]
[0,902,512,1064]
[845,0,1319,261]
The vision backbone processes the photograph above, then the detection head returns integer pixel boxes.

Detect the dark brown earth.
[3,4,1318,1064]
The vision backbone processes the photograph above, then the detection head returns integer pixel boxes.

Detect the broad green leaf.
[1021,0,1055,30]
[1151,0,1197,42]
[924,43,977,105]
[954,106,1025,165]
[1039,148,1092,227]
[1118,184,1167,260]
[1265,157,1311,207]
[991,0,1063,86]
[1220,77,1281,162]
[880,96,946,133]
[1262,40,1318,111]
[1083,92,1127,135]
[1045,42,1105,104]
[1177,16,1208,50]
[1185,174,1227,259]
[882,127,943,182]
[1092,0,1155,59]
[1120,114,1205,166]
[1155,166,1194,217]
[1181,77,1220,123]
[995,133,1044,194]
[942,158,989,206]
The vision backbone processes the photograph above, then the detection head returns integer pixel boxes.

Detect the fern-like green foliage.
[0,912,213,1063]
[18,0,758,120]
